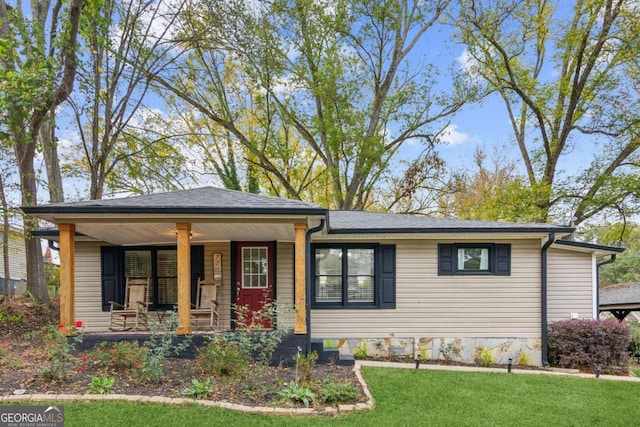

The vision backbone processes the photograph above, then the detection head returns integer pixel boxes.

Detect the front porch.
[24,187,327,337]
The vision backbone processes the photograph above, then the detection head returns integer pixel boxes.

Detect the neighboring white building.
[0,225,27,294]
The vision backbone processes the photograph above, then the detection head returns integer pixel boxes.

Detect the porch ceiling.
[74,221,297,245]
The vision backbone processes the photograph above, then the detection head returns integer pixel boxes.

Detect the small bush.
[517,349,532,366]
[91,341,147,372]
[196,335,250,378]
[139,312,192,382]
[478,347,494,367]
[441,342,462,361]
[548,319,630,371]
[352,339,368,359]
[294,350,318,384]
[39,325,83,382]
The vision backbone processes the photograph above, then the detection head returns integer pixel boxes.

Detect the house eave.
[553,239,625,256]
[326,226,575,235]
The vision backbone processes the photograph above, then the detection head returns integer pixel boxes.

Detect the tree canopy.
[453,0,640,226]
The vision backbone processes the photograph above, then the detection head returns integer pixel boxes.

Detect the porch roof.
[22,186,326,220]
[22,187,326,245]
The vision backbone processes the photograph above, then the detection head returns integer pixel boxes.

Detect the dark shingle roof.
[22,186,327,216]
[600,283,640,306]
[326,210,574,234]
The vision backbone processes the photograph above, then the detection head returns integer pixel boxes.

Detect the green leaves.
[453,0,640,225]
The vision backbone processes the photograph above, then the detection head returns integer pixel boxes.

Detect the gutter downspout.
[596,255,617,318]
[305,219,326,354]
[541,232,555,367]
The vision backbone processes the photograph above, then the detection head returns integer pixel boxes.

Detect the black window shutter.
[495,244,511,276]
[379,245,396,309]
[190,245,205,306]
[438,244,454,275]
[101,246,123,311]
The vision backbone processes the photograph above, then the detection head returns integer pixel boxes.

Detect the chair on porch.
[191,277,221,330]
[109,277,151,331]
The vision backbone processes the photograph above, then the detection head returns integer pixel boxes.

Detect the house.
[22,186,624,366]
[0,225,27,295]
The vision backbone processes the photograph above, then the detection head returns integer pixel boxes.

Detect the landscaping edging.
[0,365,375,416]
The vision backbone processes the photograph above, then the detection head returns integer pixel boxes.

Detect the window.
[457,246,490,272]
[311,244,396,309]
[101,245,204,312]
[124,248,178,308]
[438,243,511,276]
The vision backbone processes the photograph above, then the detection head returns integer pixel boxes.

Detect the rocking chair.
[191,277,220,329]
[109,277,150,331]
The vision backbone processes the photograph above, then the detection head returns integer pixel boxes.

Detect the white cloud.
[439,123,471,146]
[456,49,483,82]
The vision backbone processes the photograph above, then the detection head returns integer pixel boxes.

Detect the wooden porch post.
[176,223,192,335]
[294,223,307,334]
[58,224,75,336]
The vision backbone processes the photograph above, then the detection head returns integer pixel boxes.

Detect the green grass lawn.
[4,367,640,426]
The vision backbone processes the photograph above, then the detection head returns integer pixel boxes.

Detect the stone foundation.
[324,337,542,367]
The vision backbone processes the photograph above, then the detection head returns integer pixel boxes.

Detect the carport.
[600,283,640,321]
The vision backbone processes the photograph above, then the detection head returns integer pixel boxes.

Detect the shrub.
[548,319,630,371]
[39,325,83,382]
[196,334,250,378]
[233,300,291,367]
[139,311,191,382]
[478,347,494,367]
[441,342,462,361]
[352,339,368,359]
[517,349,532,366]
[294,349,318,384]
[91,341,147,372]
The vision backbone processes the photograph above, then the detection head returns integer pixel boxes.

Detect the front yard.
[4,367,640,426]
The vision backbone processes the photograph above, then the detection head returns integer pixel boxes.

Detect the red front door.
[235,242,275,329]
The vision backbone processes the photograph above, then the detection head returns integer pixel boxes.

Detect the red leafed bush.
[548,319,630,371]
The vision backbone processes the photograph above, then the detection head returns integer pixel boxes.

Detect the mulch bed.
[0,297,365,408]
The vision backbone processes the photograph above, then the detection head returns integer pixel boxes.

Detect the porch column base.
[176,326,191,335]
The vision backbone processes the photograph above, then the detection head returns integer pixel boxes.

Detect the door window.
[242,247,268,289]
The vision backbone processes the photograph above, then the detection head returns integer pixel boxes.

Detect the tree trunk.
[15,136,49,304]
[40,113,65,203]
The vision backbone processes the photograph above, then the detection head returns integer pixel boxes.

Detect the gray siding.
[311,239,543,339]
[547,248,594,321]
